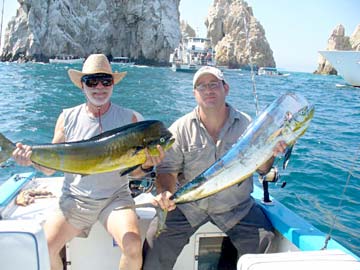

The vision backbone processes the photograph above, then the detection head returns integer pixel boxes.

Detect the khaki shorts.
[57,188,134,237]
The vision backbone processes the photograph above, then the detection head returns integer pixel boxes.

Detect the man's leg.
[225,204,274,258]
[44,213,82,270]
[143,208,201,270]
[106,208,142,270]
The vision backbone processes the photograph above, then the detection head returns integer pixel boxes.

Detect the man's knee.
[122,232,142,258]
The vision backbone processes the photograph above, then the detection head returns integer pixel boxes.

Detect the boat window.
[195,235,237,270]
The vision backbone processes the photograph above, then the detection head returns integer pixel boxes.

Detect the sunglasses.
[81,73,114,88]
[195,81,223,92]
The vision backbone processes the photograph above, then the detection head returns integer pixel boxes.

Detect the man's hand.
[152,191,176,211]
[12,143,32,166]
[141,145,165,170]
[273,141,288,157]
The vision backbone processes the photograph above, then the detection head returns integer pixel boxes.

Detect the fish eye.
[160,137,165,143]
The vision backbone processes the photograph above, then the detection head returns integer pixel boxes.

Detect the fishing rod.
[0,0,5,49]
[243,16,283,203]
[243,17,260,116]
[321,144,360,250]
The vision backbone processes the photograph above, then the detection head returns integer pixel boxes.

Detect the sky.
[180,0,359,72]
[1,0,359,72]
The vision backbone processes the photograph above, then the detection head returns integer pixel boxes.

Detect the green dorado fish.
[0,120,174,175]
[122,93,314,236]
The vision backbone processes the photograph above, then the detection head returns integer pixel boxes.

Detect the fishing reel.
[128,171,156,198]
[258,166,286,204]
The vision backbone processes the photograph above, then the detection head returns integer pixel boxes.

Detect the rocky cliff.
[315,24,360,74]
[180,20,196,38]
[1,0,181,64]
[206,0,275,68]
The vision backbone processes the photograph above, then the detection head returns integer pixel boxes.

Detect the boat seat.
[0,220,50,270]
[237,249,360,270]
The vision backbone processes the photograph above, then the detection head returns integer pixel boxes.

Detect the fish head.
[141,120,175,154]
[282,95,315,144]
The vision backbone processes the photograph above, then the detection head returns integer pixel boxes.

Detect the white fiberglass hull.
[0,173,359,269]
[319,50,360,87]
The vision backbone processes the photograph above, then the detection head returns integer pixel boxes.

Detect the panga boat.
[318,50,360,87]
[111,56,135,66]
[258,67,290,77]
[49,57,84,64]
[169,37,216,72]
[0,172,359,270]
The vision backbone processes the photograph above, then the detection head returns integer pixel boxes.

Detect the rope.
[97,106,103,134]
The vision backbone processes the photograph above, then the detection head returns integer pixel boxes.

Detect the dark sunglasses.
[81,73,114,87]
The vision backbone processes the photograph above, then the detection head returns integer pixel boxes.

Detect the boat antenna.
[243,16,260,115]
[321,144,360,250]
[0,0,5,50]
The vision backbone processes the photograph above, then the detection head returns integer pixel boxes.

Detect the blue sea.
[0,62,359,256]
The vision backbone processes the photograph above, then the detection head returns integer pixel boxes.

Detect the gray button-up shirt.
[157,104,255,232]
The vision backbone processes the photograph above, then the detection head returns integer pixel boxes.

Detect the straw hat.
[68,54,127,89]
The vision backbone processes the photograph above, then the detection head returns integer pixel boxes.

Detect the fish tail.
[155,208,168,237]
[113,202,168,237]
[0,133,15,164]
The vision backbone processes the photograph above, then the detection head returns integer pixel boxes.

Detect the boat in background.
[258,67,290,77]
[318,50,360,87]
[169,37,216,72]
[0,172,359,270]
[111,56,135,66]
[49,56,84,64]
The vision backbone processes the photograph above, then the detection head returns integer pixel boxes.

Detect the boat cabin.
[169,37,216,72]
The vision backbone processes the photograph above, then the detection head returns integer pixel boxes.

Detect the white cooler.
[0,220,50,270]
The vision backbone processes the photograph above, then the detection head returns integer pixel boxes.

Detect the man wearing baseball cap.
[12,54,164,270]
[144,66,287,269]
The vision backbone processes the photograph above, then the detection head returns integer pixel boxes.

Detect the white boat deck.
[0,174,359,269]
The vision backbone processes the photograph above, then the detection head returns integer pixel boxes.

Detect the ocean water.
[0,62,359,255]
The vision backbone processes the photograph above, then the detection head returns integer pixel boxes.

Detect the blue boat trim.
[252,183,360,260]
[0,172,35,207]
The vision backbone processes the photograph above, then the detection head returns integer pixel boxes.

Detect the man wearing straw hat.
[12,54,163,270]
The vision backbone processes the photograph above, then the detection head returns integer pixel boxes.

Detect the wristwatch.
[140,165,154,173]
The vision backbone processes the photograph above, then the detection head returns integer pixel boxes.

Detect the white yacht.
[318,50,360,87]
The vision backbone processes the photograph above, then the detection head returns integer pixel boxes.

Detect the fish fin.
[0,133,16,164]
[283,145,294,170]
[131,146,144,156]
[119,164,141,176]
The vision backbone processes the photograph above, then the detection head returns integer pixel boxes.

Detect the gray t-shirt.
[62,103,143,199]
[157,104,255,231]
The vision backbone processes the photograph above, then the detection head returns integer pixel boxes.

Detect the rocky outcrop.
[180,20,196,38]
[315,24,360,74]
[350,24,360,50]
[206,0,275,69]
[1,0,181,64]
